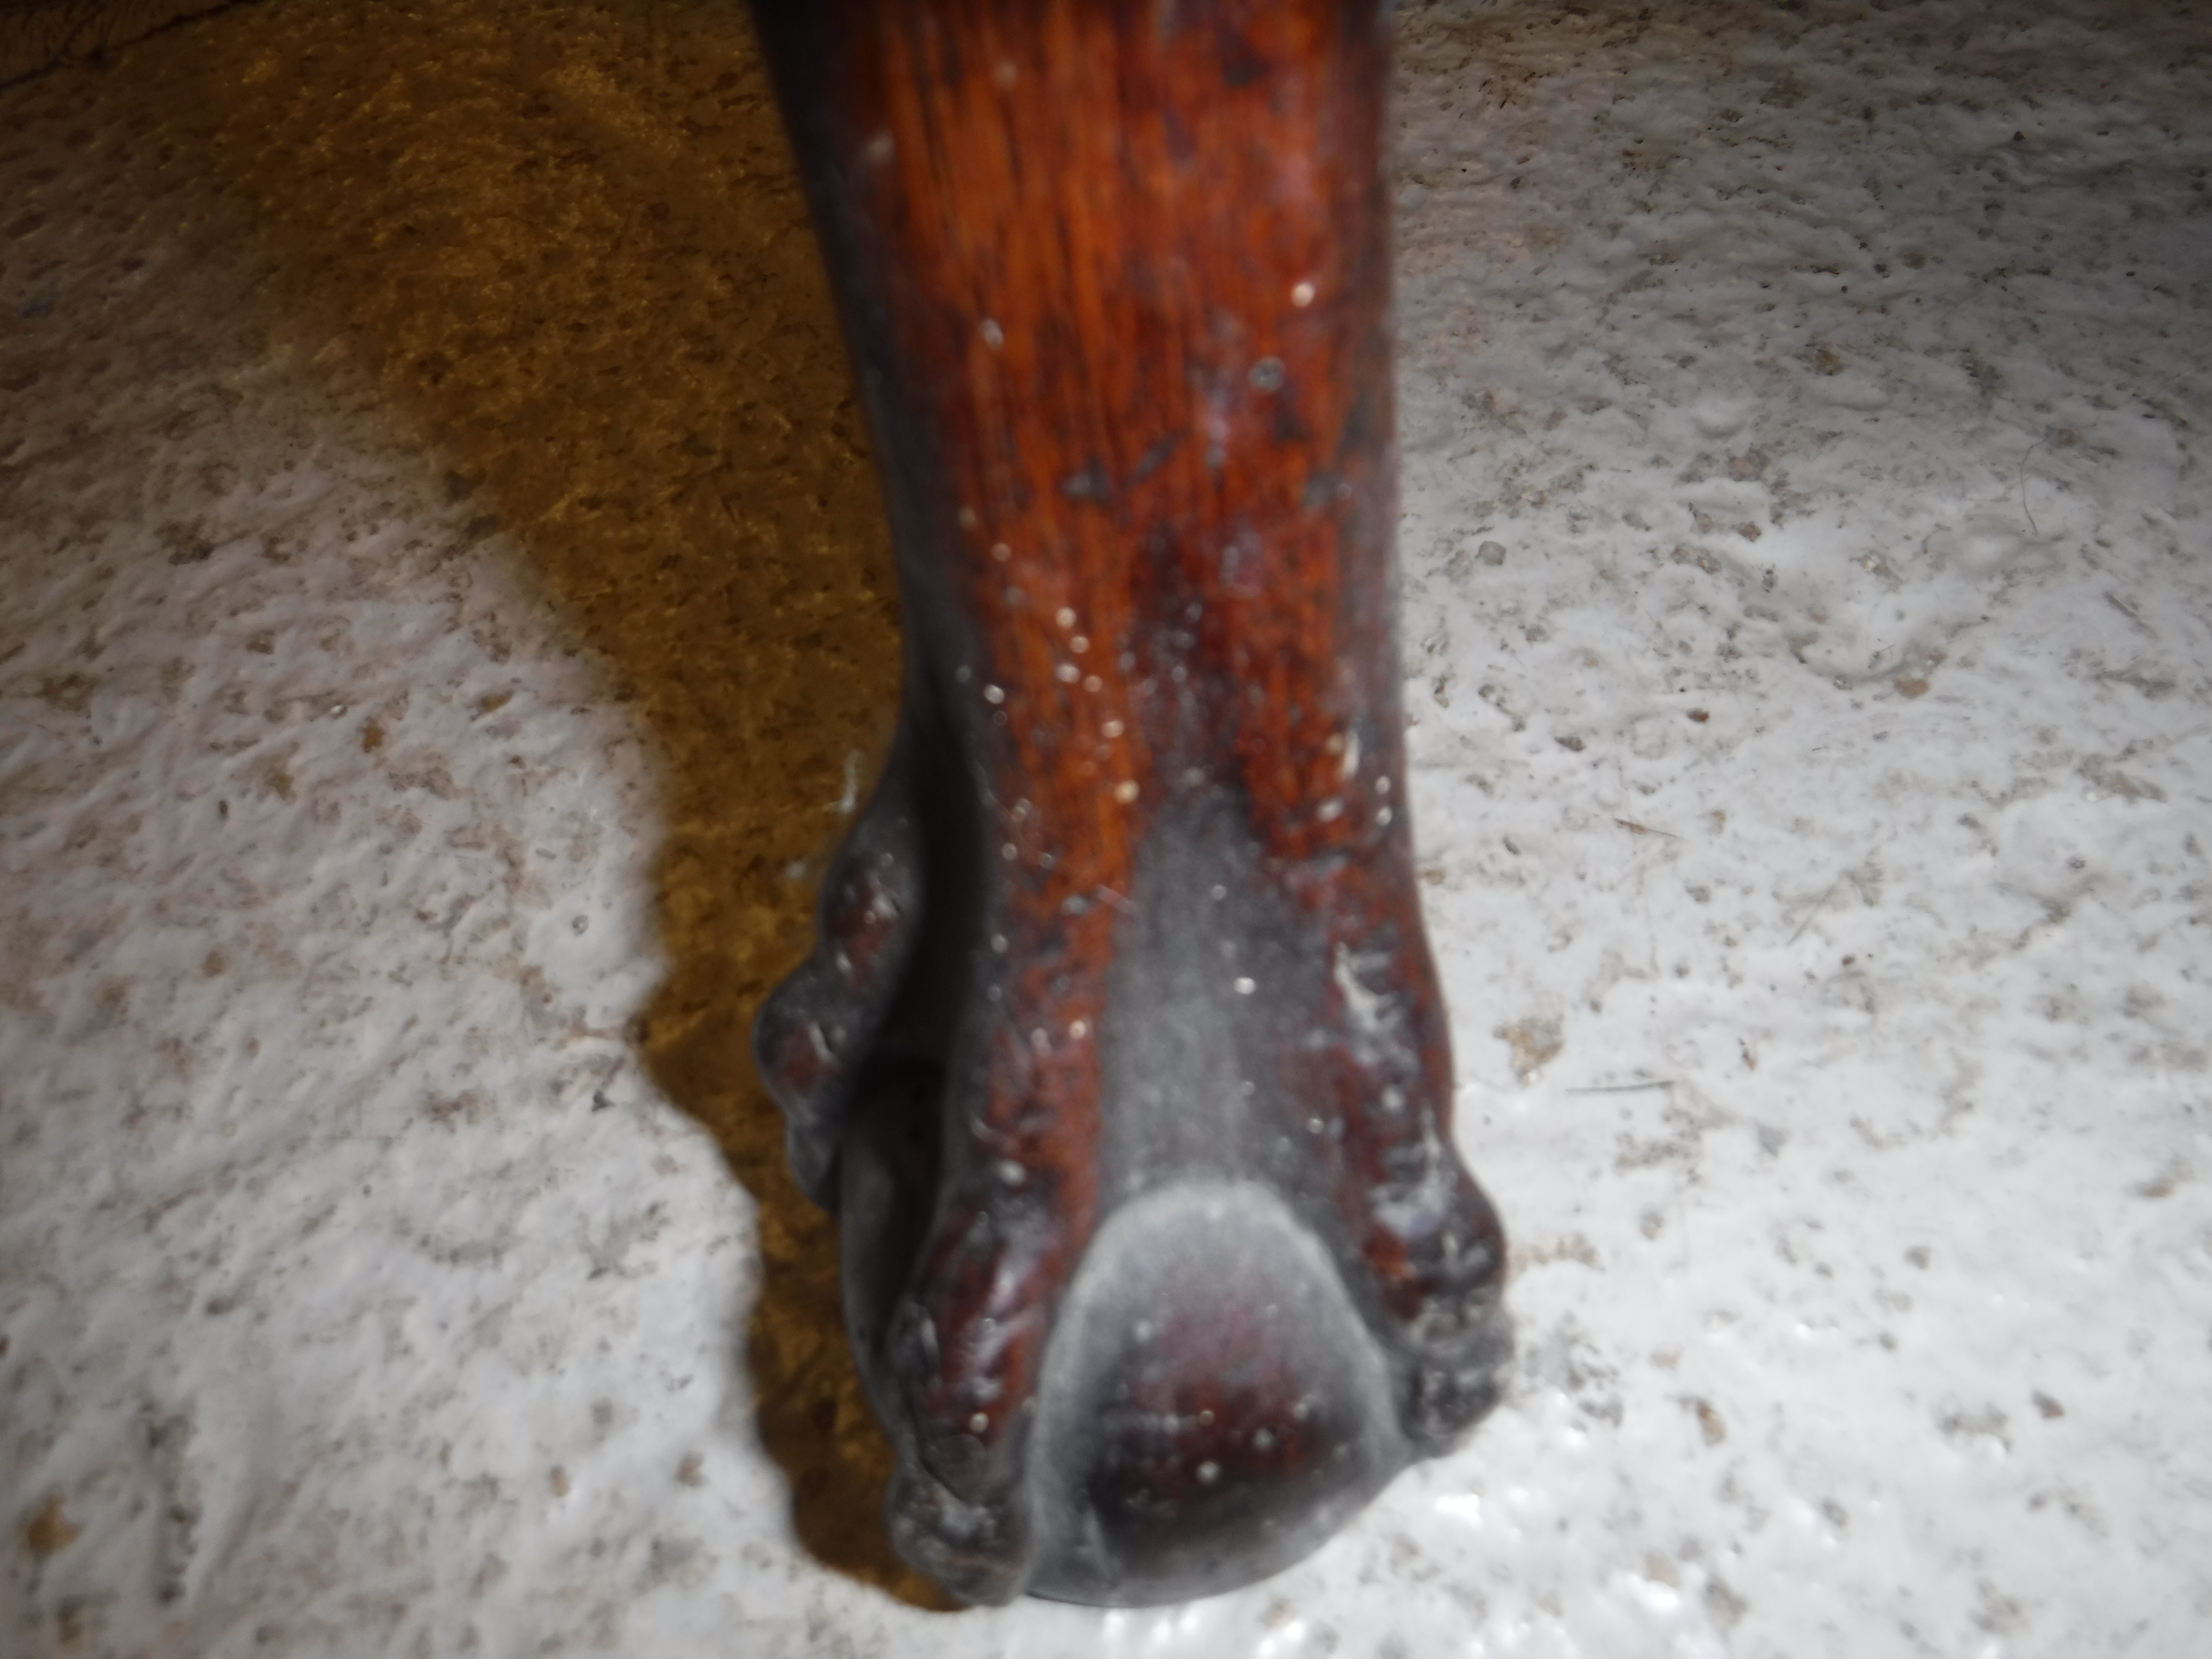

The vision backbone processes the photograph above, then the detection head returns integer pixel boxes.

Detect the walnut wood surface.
[751,0,1510,1605]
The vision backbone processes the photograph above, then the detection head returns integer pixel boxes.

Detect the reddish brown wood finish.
[750,0,1510,1606]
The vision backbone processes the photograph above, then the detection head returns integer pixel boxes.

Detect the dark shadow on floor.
[10,0,947,1610]
[0,0,241,87]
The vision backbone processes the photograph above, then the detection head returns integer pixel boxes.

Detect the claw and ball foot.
[750,0,1510,1606]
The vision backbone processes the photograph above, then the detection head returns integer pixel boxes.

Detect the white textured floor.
[5,1,2210,1655]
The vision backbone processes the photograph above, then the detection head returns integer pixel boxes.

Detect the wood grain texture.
[751,0,1511,1605]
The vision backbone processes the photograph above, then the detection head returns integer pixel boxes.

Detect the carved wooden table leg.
[749,0,1510,1607]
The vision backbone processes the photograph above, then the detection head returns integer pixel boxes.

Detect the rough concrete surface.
[2,2,2208,1655]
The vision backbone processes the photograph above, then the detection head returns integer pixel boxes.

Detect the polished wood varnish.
[751,0,1511,1605]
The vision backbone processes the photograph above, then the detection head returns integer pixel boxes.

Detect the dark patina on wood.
[750,0,1510,1606]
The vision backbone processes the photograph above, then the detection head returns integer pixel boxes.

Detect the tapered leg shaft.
[751,0,1510,1605]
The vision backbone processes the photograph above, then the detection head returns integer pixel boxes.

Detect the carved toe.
[1020,1182,1413,1605]
[753,734,924,1203]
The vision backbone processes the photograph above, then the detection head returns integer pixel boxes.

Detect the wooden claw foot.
[750,0,1511,1606]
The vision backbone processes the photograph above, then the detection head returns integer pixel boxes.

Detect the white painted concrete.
[4,1,2208,1653]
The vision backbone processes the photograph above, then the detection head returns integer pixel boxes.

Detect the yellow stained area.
[7,0,935,1605]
